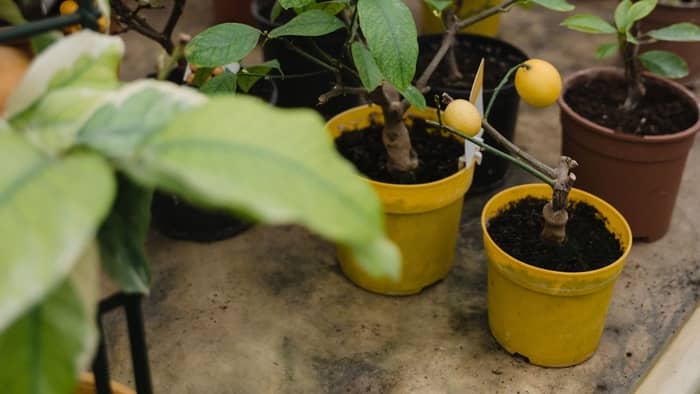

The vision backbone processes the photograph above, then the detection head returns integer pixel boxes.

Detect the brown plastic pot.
[642,2,700,87]
[558,67,700,241]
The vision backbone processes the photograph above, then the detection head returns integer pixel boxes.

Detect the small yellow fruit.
[514,59,562,108]
[443,99,482,137]
[0,46,30,113]
[97,16,108,33]
[60,0,79,15]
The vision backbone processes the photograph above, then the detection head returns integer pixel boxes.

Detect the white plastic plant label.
[463,58,485,168]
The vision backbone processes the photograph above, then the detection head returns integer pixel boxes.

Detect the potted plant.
[560,0,700,241]
[417,0,572,191]
[430,59,633,366]
[0,30,400,392]
[643,0,700,87]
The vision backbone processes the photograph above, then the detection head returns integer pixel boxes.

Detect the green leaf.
[77,80,205,159]
[201,72,238,95]
[625,0,657,27]
[596,42,619,59]
[280,0,315,8]
[358,0,418,92]
[424,0,454,13]
[0,0,26,24]
[192,67,214,87]
[121,96,401,279]
[638,50,688,79]
[647,22,700,42]
[268,9,345,38]
[237,59,282,93]
[308,1,348,15]
[614,0,632,32]
[0,243,99,394]
[271,1,283,22]
[185,23,261,67]
[351,42,384,92]
[30,32,62,55]
[98,176,152,294]
[0,133,115,332]
[531,0,574,12]
[401,85,427,110]
[5,31,123,119]
[561,14,617,34]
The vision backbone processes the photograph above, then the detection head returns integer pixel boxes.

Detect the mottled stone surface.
[104,1,700,393]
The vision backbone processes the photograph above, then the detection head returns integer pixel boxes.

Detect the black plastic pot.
[418,34,527,193]
[149,67,278,242]
[251,0,357,119]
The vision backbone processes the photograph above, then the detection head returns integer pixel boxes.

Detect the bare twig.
[456,0,518,29]
[482,120,557,179]
[163,0,186,44]
[110,0,186,54]
[541,156,578,245]
[319,85,368,105]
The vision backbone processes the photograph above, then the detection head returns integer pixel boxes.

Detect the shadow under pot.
[558,67,700,242]
[417,33,528,193]
[250,0,358,119]
[150,70,278,242]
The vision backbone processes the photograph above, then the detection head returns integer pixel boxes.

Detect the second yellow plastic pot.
[327,105,474,295]
[482,184,632,367]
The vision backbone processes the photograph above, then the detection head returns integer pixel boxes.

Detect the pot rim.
[557,66,700,144]
[481,183,633,280]
[656,1,700,9]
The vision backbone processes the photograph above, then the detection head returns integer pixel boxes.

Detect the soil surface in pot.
[487,197,623,272]
[564,77,697,135]
[335,117,463,184]
[417,39,519,91]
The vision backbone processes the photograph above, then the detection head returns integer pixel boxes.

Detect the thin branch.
[456,0,518,29]
[318,85,368,105]
[162,0,186,42]
[415,14,458,89]
[426,120,555,186]
[482,120,557,179]
[278,38,339,73]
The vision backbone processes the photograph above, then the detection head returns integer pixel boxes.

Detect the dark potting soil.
[565,77,697,136]
[335,117,464,184]
[417,37,524,91]
[487,197,623,272]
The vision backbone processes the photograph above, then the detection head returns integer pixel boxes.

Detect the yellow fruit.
[98,16,108,33]
[514,59,562,108]
[0,46,30,114]
[443,99,482,137]
[60,0,79,15]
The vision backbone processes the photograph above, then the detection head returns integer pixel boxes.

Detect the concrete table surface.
[104,1,700,393]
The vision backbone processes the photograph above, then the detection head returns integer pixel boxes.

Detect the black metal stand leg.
[125,295,153,394]
[92,319,113,394]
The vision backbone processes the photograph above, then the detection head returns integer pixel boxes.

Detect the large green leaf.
[0,0,26,24]
[237,59,282,93]
[401,85,427,110]
[0,243,99,394]
[201,72,238,95]
[0,133,115,332]
[561,14,617,34]
[614,0,632,32]
[268,9,345,38]
[77,80,205,159]
[98,176,153,294]
[5,31,123,119]
[185,23,261,67]
[596,42,619,59]
[351,42,384,92]
[280,0,315,8]
[307,0,348,15]
[120,96,400,278]
[638,50,688,79]
[531,0,574,12]
[357,0,418,92]
[625,0,657,27]
[647,23,700,42]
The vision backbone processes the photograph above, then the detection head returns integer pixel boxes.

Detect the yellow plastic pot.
[327,105,474,295]
[422,1,501,36]
[482,184,632,367]
[76,373,135,394]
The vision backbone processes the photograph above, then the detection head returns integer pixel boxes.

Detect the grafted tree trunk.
[371,85,418,173]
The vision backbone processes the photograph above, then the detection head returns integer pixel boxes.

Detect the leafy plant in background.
[561,0,700,111]
[186,0,574,179]
[0,31,400,393]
